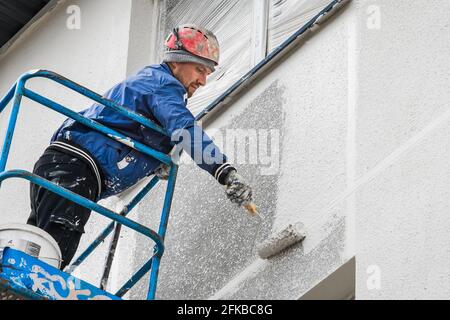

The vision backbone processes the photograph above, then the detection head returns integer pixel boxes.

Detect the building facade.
[0,0,449,300]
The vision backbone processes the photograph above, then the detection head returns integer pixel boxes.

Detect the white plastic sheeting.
[268,0,333,51]
[154,0,333,116]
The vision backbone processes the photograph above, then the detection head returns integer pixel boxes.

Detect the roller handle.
[244,202,259,217]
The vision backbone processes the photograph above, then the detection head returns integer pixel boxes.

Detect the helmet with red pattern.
[163,24,220,72]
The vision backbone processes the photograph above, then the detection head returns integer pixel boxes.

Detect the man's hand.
[154,163,170,180]
[224,170,253,207]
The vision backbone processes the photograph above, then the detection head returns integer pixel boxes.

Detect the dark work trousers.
[27,147,99,270]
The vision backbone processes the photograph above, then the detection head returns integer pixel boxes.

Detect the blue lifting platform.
[0,69,179,300]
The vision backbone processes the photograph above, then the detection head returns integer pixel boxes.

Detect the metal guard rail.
[0,69,178,300]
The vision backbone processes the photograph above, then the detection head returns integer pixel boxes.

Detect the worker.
[27,24,253,270]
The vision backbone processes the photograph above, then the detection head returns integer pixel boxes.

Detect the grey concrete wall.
[355,0,450,299]
[129,4,354,300]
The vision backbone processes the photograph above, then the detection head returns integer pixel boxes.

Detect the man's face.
[170,62,213,98]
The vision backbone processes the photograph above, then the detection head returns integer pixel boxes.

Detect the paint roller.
[243,202,306,259]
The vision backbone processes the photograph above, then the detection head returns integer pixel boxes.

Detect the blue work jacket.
[51,63,228,199]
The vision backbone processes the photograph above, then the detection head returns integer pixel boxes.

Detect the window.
[267,0,335,52]
[150,0,334,116]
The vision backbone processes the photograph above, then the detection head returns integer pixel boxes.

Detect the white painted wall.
[355,0,450,299]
